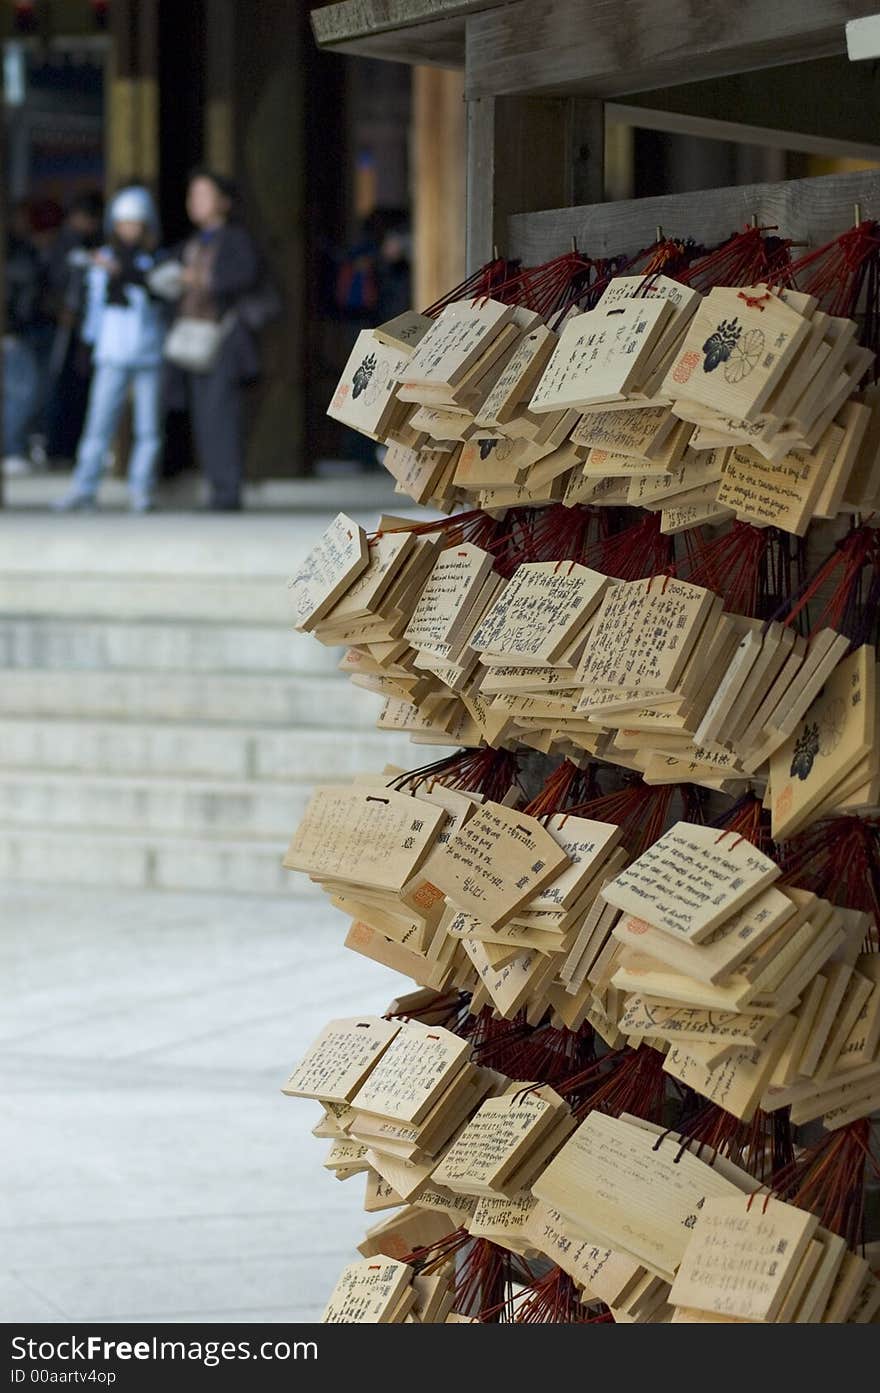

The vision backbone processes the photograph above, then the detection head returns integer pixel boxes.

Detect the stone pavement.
[0,884,400,1323]
[0,510,428,895]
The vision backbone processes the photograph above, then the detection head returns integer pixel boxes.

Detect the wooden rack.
[312,1,880,267]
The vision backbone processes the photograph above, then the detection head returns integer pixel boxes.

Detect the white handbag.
[164,312,234,372]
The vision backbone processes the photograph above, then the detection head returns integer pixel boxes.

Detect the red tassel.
[769,1118,880,1248]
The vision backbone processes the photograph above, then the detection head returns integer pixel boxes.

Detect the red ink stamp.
[673,350,700,384]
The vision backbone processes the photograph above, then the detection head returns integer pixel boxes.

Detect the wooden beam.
[606,102,880,163]
[311,0,502,63]
[618,55,880,153]
[467,94,603,270]
[465,0,880,97]
[505,166,880,265]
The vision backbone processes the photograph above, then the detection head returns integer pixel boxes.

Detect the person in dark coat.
[168,169,261,511]
[44,190,105,463]
[2,224,42,474]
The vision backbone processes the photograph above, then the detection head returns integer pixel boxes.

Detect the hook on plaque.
[571,235,578,254]
[656,225,664,243]
[854,202,863,228]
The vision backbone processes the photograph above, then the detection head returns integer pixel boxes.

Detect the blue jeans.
[3,336,40,456]
[71,362,163,506]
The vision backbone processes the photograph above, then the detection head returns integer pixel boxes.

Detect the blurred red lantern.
[90,0,109,28]
[13,1,38,34]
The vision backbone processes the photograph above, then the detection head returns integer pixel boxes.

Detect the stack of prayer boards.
[287,1015,880,1323]
[327,281,880,529]
[280,231,880,1323]
[285,797,880,1129]
[288,515,879,823]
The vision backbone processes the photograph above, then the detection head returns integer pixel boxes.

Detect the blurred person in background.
[163,169,267,512]
[376,215,411,324]
[44,190,105,464]
[2,205,44,476]
[331,209,410,471]
[22,199,64,466]
[52,186,170,513]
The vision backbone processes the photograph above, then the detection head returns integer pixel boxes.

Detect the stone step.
[0,718,417,781]
[0,771,312,839]
[0,510,418,621]
[0,574,292,623]
[0,669,382,727]
[0,617,339,676]
[0,824,306,896]
[0,510,384,574]
[2,469,400,514]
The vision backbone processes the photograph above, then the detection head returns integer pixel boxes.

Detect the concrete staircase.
[0,512,417,895]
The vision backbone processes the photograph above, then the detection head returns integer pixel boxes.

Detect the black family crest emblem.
[790,722,820,781]
[477,437,513,463]
[702,318,741,373]
[702,317,765,384]
[352,352,377,399]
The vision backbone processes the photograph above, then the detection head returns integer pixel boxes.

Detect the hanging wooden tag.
[283,785,446,892]
[401,297,515,390]
[627,446,728,507]
[612,884,797,986]
[664,287,810,423]
[578,576,715,700]
[350,1020,470,1126]
[474,325,559,427]
[716,422,844,536]
[471,562,608,665]
[321,1257,414,1324]
[373,310,434,352]
[533,1112,740,1282]
[530,299,673,413]
[327,330,409,438]
[321,530,416,628]
[769,644,877,840]
[601,821,780,943]
[665,1015,797,1122]
[404,543,496,652]
[282,1016,401,1104]
[670,1195,818,1322]
[427,800,571,926]
[288,513,369,632]
[432,1083,569,1196]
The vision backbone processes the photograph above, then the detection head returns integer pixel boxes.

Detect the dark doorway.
[158,0,205,244]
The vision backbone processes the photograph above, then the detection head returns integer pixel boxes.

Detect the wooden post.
[466,94,604,271]
[107,0,159,190]
[0,113,5,509]
[565,98,605,207]
[232,0,307,476]
[136,0,160,188]
[412,67,466,308]
[205,0,236,175]
[105,0,159,477]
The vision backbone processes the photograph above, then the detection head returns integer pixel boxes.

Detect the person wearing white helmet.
[52,185,170,512]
